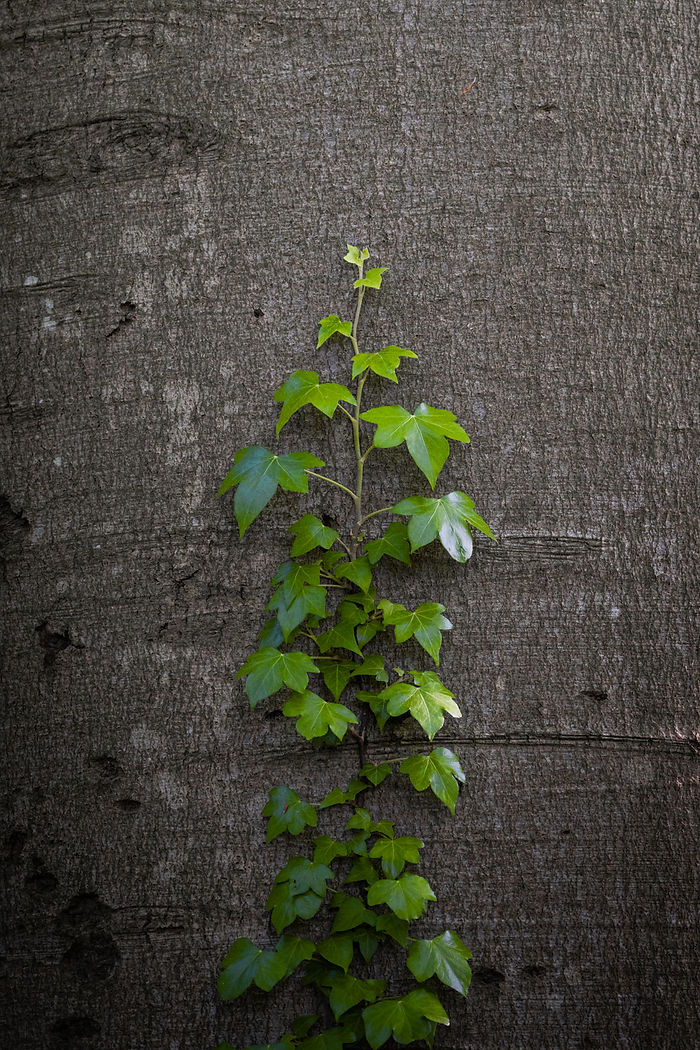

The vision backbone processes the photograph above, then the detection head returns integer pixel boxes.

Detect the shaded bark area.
[0,2,697,1048]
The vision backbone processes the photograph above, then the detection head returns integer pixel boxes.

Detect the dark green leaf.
[322,972,386,1020]
[399,747,466,814]
[378,600,452,665]
[283,690,358,741]
[274,371,356,434]
[351,345,417,383]
[360,762,393,787]
[360,403,469,488]
[344,855,380,886]
[313,835,349,866]
[262,786,318,842]
[292,1016,320,1038]
[318,314,353,348]
[407,929,472,996]
[237,647,319,707]
[366,874,436,920]
[219,446,324,536]
[361,989,448,1049]
[369,836,423,878]
[334,556,372,592]
[290,514,340,556]
[374,913,410,946]
[217,937,262,1000]
[364,522,411,566]
[354,267,387,290]
[392,491,495,563]
[274,856,334,896]
[267,562,328,640]
[266,881,324,934]
[255,935,316,991]
[330,892,377,932]
[316,933,355,972]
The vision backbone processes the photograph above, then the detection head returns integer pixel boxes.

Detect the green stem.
[357,505,394,527]
[305,470,358,503]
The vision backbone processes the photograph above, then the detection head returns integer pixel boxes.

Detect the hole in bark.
[50,1015,100,1042]
[253,307,264,317]
[0,495,30,553]
[58,892,112,929]
[472,967,506,985]
[579,689,608,702]
[35,621,72,666]
[61,930,120,981]
[106,300,137,338]
[3,827,29,862]
[88,755,124,781]
[522,964,547,978]
[25,856,58,894]
[114,798,141,811]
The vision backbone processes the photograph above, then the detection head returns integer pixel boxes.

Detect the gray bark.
[1,2,698,1048]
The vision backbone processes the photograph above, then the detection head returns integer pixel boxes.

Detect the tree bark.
[1,2,697,1048]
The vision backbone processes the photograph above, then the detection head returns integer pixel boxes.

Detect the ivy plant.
[216,244,495,1049]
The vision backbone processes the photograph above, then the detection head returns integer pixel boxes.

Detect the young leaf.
[364,670,461,739]
[219,446,325,537]
[353,267,387,290]
[262,786,318,842]
[316,655,387,702]
[359,762,393,787]
[360,403,469,488]
[361,988,448,1049]
[283,690,358,742]
[290,514,340,556]
[237,647,319,708]
[317,600,368,656]
[366,874,437,921]
[378,600,452,665]
[369,836,423,879]
[351,345,417,383]
[399,747,466,814]
[364,522,411,566]
[334,556,372,592]
[218,937,263,1000]
[343,244,370,267]
[392,491,495,563]
[267,562,328,639]
[320,780,368,809]
[407,929,473,996]
[274,371,356,435]
[318,314,353,348]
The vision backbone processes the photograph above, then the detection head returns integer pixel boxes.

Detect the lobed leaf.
[392,491,495,563]
[399,747,465,814]
[343,244,370,267]
[378,600,452,665]
[407,929,472,997]
[369,836,423,879]
[283,690,358,741]
[354,267,387,290]
[367,874,436,921]
[318,314,353,348]
[237,647,319,707]
[351,345,417,383]
[219,446,324,536]
[361,988,448,1048]
[262,786,318,842]
[360,403,469,489]
[364,522,411,566]
[361,670,461,739]
[274,370,356,435]
[289,514,340,556]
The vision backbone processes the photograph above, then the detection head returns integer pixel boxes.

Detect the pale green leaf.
[360,403,469,488]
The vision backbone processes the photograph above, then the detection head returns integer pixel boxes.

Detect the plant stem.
[305,470,358,503]
[350,260,370,539]
[357,505,394,527]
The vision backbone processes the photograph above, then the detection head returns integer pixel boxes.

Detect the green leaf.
[344,855,380,886]
[351,345,417,383]
[316,655,386,701]
[355,688,393,731]
[364,671,461,740]
[274,370,356,435]
[322,972,387,1021]
[316,933,355,972]
[262,786,318,842]
[374,913,409,946]
[237,647,319,708]
[369,836,423,879]
[364,522,411,566]
[218,934,314,1000]
[293,1016,320,1038]
[392,491,495,563]
[343,244,370,267]
[318,314,353,348]
[378,600,452,665]
[290,514,340,556]
[317,600,367,656]
[217,937,262,1000]
[334,556,372,592]
[274,856,334,895]
[255,934,316,991]
[360,403,469,489]
[219,446,325,536]
[283,690,358,741]
[267,562,328,640]
[298,1027,356,1050]
[331,892,377,933]
[354,267,387,290]
[399,747,466,814]
[367,874,436,921]
[313,835,349,866]
[266,880,325,934]
[407,929,473,996]
[360,762,392,787]
[320,780,368,809]
[361,989,448,1049]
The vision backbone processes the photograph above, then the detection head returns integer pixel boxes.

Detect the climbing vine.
[216,245,495,1049]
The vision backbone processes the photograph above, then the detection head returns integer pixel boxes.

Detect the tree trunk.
[1,2,697,1048]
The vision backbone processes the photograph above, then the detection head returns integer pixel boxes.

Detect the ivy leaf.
[351,345,417,383]
[255,935,316,991]
[298,1027,357,1050]
[364,523,411,566]
[293,1016,320,1038]
[369,836,423,879]
[365,671,461,739]
[316,655,386,702]
[355,688,393,731]
[283,690,358,741]
[217,937,262,1000]
[399,747,466,815]
[290,514,340,556]
[237,647,319,708]
[360,403,469,488]
[374,913,409,946]
[316,933,355,972]
[274,371,356,435]
[344,245,370,267]
[361,989,448,1049]
[392,491,495,563]
[317,601,366,656]
[331,892,377,933]
[318,314,353,348]
[366,874,436,921]
[258,617,286,648]
[320,780,368,809]
[274,857,335,896]
[322,973,387,1021]
[360,762,392,787]
[218,934,314,1000]
[262,786,318,842]
[378,600,452,665]
[266,880,325,934]
[267,562,328,640]
[334,556,372,592]
[313,836,349,866]
[344,855,380,886]
[219,446,325,537]
[407,929,473,997]
[354,267,387,290]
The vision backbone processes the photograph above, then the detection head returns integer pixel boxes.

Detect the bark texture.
[1,2,698,1048]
